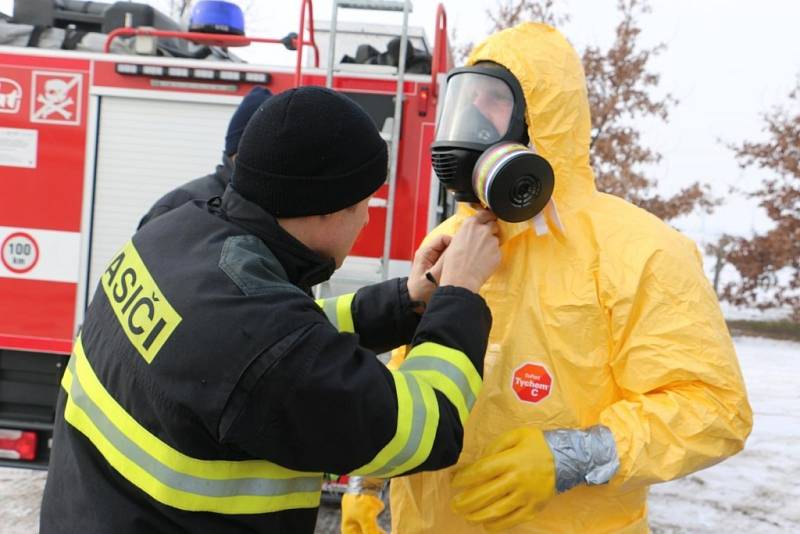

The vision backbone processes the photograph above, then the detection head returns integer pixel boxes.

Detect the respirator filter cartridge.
[472,142,555,223]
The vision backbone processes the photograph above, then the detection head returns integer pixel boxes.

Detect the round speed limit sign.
[2,232,40,274]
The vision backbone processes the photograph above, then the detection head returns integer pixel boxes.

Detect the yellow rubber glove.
[341,493,387,534]
[451,427,556,532]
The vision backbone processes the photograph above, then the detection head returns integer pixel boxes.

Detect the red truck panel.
[1,53,89,354]
[0,50,439,353]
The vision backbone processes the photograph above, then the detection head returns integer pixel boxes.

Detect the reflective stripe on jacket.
[41,186,492,534]
[63,336,323,514]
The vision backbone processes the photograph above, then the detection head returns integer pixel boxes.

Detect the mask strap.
[532,198,564,237]
[547,198,565,233]
[533,212,548,236]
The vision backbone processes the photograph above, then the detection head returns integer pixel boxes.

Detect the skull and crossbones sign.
[34,77,80,120]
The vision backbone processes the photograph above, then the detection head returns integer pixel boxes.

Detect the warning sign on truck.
[0,227,80,282]
[30,71,83,126]
[0,77,22,114]
[2,232,39,274]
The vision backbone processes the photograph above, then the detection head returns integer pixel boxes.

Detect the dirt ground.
[1,336,797,533]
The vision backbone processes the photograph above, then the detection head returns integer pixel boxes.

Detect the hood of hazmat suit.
[390,22,752,533]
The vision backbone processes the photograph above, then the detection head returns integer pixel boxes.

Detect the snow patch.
[1,336,798,533]
[649,336,800,533]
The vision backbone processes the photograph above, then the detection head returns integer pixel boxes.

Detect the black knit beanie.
[225,86,272,156]
[232,86,387,217]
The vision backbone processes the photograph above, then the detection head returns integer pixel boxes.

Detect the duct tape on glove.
[544,424,620,493]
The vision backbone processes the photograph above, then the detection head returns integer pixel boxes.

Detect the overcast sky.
[3,0,798,245]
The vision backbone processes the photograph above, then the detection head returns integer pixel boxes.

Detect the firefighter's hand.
[439,209,500,293]
[341,493,387,534]
[451,427,556,532]
[408,234,451,310]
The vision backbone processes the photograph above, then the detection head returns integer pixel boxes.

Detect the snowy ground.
[648,336,800,533]
[1,336,797,533]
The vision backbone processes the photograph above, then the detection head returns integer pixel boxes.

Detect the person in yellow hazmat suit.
[341,22,753,534]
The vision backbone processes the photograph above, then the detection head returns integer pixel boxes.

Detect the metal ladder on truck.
[325,0,413,285]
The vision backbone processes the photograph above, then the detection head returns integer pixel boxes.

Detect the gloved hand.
[341,476,387,534]
[451,425,620,531]
[340,493,386,534]
[451,426,556,532]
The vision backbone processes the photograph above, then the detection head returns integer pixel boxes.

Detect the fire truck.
[0,0,452,468]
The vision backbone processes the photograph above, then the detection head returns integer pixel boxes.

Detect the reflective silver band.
[322,298,340,330]
[544,425,620,493]
[371,373,428,477]
[66,357,322,499]
[400,355,478,412]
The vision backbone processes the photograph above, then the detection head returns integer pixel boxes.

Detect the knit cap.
[232,86,387,217]
[224,86,273,156]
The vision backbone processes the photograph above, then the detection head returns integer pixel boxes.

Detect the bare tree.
[452,0,568,65]
[174,0,194,19]
[165,0,194,22]
[583,0,716,221]
[705,234,735,295]
[486,0,569,30]
[723,79,800,321]
[450,0,716,222]
[135,0,193,22]
[448,27,473,67]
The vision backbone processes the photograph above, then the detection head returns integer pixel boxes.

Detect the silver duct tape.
[544,425,620,493]
[346,476,387,497]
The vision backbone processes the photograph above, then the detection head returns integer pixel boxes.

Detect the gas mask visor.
[434,70,518,145]
[432,65,554,222]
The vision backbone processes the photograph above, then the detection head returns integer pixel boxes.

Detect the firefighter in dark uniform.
[138,86,273,229]
[40,86,501,533]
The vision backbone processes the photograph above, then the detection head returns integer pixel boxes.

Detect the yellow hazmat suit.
[389,23,752,533]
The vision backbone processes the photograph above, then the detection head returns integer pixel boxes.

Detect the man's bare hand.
[407,234,452,309]
[439,209,501,293]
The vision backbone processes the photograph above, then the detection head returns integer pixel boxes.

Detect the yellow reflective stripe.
[62,382,320,514]
[404,368,469,423]
[316,298,337,330]
[61,359,74,392]
[350,371,413,476]
[405,341,482,401]
[336,293,355,333]
[375,374,439,478]
[349,342,482,478]
[351,371,439,478]
[61,337,323,514]
[71,338,313,480]
[315,293,355,333]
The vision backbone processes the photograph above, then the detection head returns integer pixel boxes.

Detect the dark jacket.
[41,186,491,533]
[137,153,234,229]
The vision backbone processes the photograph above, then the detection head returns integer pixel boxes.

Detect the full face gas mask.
[431,65,555,222]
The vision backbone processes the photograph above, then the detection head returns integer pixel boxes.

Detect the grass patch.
[726,319,800,342]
